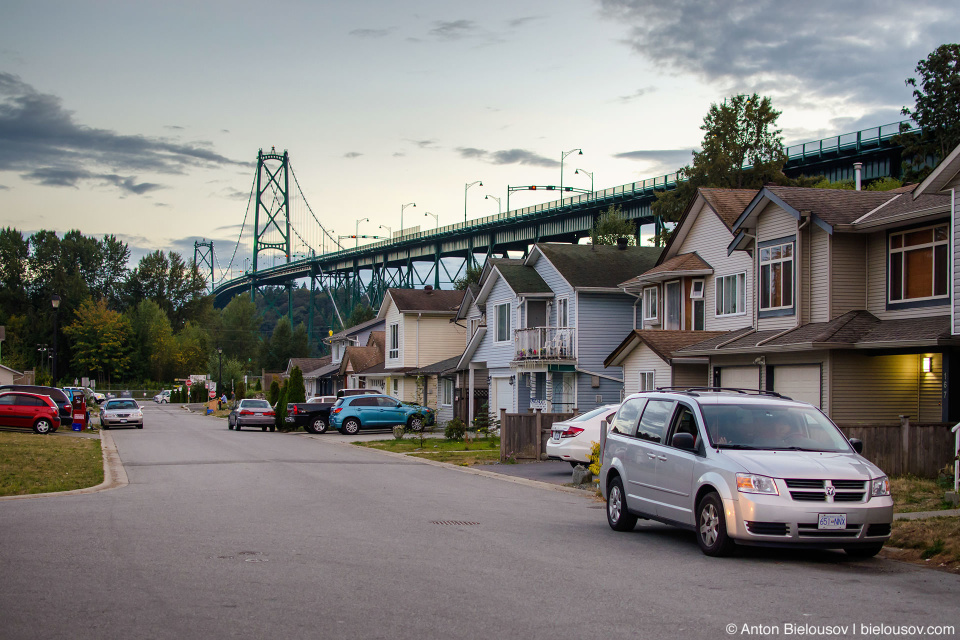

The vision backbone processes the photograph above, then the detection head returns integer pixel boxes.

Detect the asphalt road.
[1,402,958,640]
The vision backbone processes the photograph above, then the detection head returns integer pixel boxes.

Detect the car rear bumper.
[238,416,274,427]
[545,436,590,463]
[725,493,894,548]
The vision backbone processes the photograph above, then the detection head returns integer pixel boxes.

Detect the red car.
[0,391,61,434]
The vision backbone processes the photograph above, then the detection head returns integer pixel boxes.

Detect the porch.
[513,327,576,362]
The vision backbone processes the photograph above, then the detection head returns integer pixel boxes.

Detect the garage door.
[720,366,759,390]
[492,377,514,415]
[773,365,821,408]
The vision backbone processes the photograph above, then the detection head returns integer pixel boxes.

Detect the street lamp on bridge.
[464,180,483,223]
[379,224,393,241]
[484,194,502,215]
[400,202,416,237]
[560,148,582,197]
[574,168,594,193]
[356,218,370,248]
[423,211,438,230]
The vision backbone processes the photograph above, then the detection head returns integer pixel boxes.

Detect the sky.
[1,0,958,279]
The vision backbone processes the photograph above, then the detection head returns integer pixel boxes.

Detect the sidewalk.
[894,508,960,520]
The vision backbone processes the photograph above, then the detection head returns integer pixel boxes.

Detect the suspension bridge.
[202,121,918,343]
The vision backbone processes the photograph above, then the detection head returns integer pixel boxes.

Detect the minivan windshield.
[700,403,852,453]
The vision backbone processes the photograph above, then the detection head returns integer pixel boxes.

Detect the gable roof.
[379,288,465,317]
[604,330,728,368]
[455,284,481,321]
[285,357,330,376]
[620,252,713,289]
[496,264,553,295]
[339,331,385,376]
[328,317,385,341]
[656,188,757,263]
[529,243,662,289]
[914,142,960,196]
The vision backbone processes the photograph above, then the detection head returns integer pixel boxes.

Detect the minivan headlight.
[736,473,779,495]
[871,476,890,497]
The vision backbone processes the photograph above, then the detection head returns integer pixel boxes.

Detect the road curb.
[307,435,598,498]
[0,428,128,501]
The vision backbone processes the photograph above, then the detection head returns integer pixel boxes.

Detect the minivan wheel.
[606,476,638,532]
[33,418,53,435]
[342,418,361,436]
[312,417,328,434]
[697,492,736,557]
[845,543,884,559]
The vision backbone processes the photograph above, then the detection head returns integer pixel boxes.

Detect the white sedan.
[546,404,620,466]
[100,399,144,429]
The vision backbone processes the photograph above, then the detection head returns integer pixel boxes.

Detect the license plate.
[120,419,128,423]
[818,513,846,530]
[551,431,562,442]
[285,416,295,423]
[255,412,264,416]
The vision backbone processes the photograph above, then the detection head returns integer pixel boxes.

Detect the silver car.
[100,399,144,429]
[600,389,893,557]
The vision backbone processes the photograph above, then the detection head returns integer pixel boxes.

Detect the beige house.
[376,287,466,405]
[677,180,960,424]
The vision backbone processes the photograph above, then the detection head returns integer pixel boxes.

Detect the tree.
[899,43,960,180]
[345,304,376,328]
[653,94,787,222]
[218,295,261,364]
[268,379,280,405]
[453,263,482,290]
[175,321,210,377]
[0,227,30,315]
[590,205,637,245]
[127,299,175,382]
[274,380,289,431]
[63,298,132,384]
[287,366,306,404]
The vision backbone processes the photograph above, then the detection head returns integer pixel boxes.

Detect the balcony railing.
[514,327,576,361]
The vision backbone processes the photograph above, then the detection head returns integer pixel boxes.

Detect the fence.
[838,419,956,478]
[500,409,574,462]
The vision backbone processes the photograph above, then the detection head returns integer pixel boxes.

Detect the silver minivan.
[600,389,893,557]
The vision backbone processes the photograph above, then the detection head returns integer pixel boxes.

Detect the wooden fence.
[838,419,957,478]
[500,409,575,462]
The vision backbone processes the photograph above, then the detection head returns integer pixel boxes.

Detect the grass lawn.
[0,432,104,497]
[891,475,955,513]
[886,517,960,573]
[357,436,501,465]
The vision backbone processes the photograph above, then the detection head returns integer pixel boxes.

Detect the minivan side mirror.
[672,432,697,451]
[848,438,863,454]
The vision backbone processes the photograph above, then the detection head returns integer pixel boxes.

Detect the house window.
[642,287,658,321]
[392,378,399,396]
[495,302,511,342]
[693,300,705,330]
[388,323,399,360]
[715,272,747,316]
[690,279,704,299]
[665,281,681,330]
[441,379,454,406]
[639,371,655,392]
[469,317,480,338]
[889,224,949,303]
[759,243,793,311]
[557,298,569,328]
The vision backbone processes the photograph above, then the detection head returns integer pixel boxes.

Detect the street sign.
[186,380,192,387]
[208,390,215,399]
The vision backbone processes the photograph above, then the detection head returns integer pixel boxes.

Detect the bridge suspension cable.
[215,172,257,286]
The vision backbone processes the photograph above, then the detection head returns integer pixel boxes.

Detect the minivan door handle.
[657,455,667,461]
[646,452,657,459]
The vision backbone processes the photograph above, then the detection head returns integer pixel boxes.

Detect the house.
[606,188,756,392]
[377,287,466,406]
[409,355,461,425]
[674,178,960,424]
[338,331,386,390]
[0,364,22,386]
[459,243,661,421]
[306,317,385,395]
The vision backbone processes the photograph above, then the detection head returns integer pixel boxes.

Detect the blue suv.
[329,394,433,435]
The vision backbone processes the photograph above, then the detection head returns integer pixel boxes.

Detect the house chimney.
[854,162,862,191]
[424,284,433,293]
[616,237,629,251]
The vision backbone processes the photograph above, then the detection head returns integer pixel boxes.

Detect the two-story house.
[604,188,757,392]
[676,180,960,423]
[377,287,466,407]
[337,331,386,390]
[459,243,661,420]
[305,317,385,395]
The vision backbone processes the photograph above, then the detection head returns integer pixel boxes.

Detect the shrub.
[268,380,280,405]
[287,367,306,404]
[234,380,246,402]
[274,383,289,431]
[588,441,601,477]
[444,417,466,441]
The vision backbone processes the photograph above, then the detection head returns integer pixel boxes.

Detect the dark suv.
[0,385,73,426]
[0,391,61,433]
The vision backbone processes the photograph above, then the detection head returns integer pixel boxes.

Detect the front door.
[494,377,513,420]
[527,300,546,329]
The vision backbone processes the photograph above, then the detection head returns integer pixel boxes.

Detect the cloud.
[0,72,246,195]
[0,183,8,190]
[457,147,558,167]
[506,16,541,28]
[164,125,185,131]
[343,151,362,159]
[597,0,960,108]
[349,27,395,38]
[614,148,695,175]
[214,185,251,201]
[616,86,656,104]
[429,20,477,41]
[406,139,438,149]
[393,152,406,157]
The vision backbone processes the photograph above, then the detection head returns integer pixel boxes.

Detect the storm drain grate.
[430,520,480,526]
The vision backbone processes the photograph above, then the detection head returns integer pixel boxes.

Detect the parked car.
[328,394,432,435]
[0,385,73,426]
[100,398,144,429]
[600,388,893,558]
[0,391,61,434]
[154,390,171,403]
[229,399,276,432]
[64,386,104,406]
[286,396,338,434]
[546,404,620,467]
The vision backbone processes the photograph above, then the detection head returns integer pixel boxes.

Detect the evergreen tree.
[287,366,306,404]
[899,43,960,179]
[590,205,637,245]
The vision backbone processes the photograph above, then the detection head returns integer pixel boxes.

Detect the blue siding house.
[459,243,661,420]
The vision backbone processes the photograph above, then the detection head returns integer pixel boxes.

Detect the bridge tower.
[252,148,293,322]
[193,240,215,293]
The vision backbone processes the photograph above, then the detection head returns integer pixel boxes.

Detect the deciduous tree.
[63,298,132,384]
[590,205,637,245]
[899,43,960,179]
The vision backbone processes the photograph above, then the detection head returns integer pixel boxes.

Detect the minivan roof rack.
[653,386,792,400]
